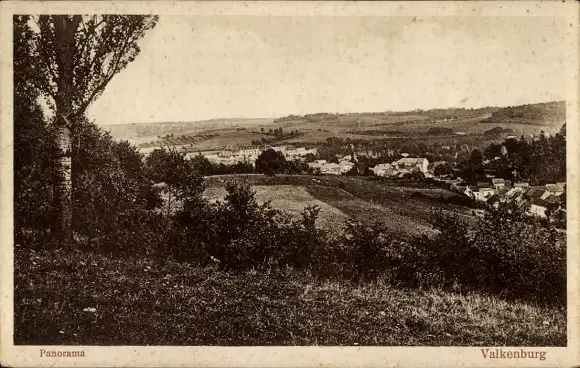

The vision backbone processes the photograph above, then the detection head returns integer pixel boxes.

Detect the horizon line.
[97,99,566,127]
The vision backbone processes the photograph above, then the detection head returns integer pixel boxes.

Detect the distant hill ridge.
[104,101,565,142]
[104,118,273,141]
[482,101,566,126]
[274,101,565,124]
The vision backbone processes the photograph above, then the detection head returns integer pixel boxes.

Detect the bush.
[396,203,567,305]
[278,205,324,269]
[468,206,566,304]
[72,120,165,255]
[340,220,393,281]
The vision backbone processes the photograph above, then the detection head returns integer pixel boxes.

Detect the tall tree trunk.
[53,15,81,245]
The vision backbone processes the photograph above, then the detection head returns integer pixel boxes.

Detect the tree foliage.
[476,130,566,183]
[72,119,164,252]
[14,16,61,245]
[255,149,288,175]
[145,148,204,215]
[21,14,159,243]
[29,15,158,115]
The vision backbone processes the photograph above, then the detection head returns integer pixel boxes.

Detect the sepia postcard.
[1,1,579,367]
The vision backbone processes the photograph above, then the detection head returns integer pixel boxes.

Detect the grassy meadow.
[204,185,349,232]
[204,174,477,236]
[14,247,566,346]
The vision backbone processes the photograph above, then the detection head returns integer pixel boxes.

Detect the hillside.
[104,101,566,150]
[203,174,478,237]
[103,118,273,144]
[273,101,565,138]
[15,247,566,346]
[481,101,566,126]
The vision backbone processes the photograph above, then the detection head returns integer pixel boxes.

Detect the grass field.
[14,247,566,346]
[204,174,477,236]
[304,186,434,236]
[204,185,349,232]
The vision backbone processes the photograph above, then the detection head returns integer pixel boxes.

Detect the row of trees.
[252,127,305,146]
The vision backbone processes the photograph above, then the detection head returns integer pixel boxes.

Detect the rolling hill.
[104,101,566,150]
[203,174,478,237]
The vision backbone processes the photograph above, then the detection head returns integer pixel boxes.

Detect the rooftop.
[397,157,427,164]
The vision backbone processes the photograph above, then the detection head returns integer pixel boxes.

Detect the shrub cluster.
[377,204,566,305]
[167,179,565,305]
[172,182,326,271]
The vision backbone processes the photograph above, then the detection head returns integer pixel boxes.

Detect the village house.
[443,178,463,186]
[486,194,501,208]
[393,157,429,174]
[525,186,549,201]
[307,159,327,170]
[462,185,474,198]
[371,163,394,177]
[338,160,355,172]
[505,187,525,202]
[472,183,496,201]
[529,198,554,218]
[543,193,562,207]
[320,163,343,175]
[545,182,566,196]
[513,181,530,189]
[235,146,262,156]
[461,179,566,219]
[520,186,562,218]
[492,178,511,191]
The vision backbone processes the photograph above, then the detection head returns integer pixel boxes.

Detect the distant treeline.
[347,127,455,136]
[345,130,409,136]
[274,113,340,124]
[483,127,514,136]
[251,127,305,145]
[139,133,218,148]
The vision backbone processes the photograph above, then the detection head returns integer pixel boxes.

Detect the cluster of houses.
[370,157,430,178]
[307,157,355,175]
[310,155,435,177]
[452,179,566,218]
[361,155,566,219]
[186,145,317,167]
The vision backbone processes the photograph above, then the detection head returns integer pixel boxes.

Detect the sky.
[86,16,567,126]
